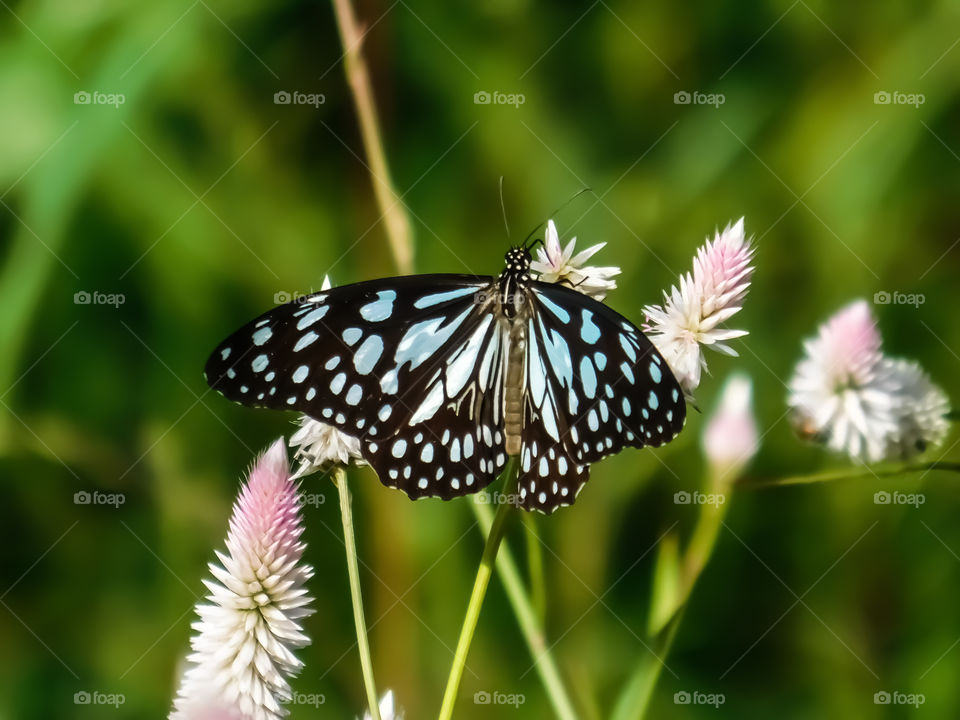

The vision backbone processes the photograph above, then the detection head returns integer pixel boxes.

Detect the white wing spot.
[392,439,407,458]
[292,365,309,384]
[345,384,363,405]
[330,373,346,394]
[294,332,318,352]
[252,354,269,372]
[252,326,272,346]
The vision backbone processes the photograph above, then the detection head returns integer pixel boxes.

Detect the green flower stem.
[471,501,579,720]
[523,512,547,623]
[748,461,960,488]
[331,0,414,274]
[438,460,519,720]
[333,468,381,720]
[613,476,731,720]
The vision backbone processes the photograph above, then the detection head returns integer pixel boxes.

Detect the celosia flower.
[643,218,754,394]
[171,440,314,720]
[703,373,759,480]
[288,275,364,478]
[787,300,950,462]
[530,220,620,300]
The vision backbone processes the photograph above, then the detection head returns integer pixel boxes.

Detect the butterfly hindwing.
[515,282,687,512]
[362,308,510,500]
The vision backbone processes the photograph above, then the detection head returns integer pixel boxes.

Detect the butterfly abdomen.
[504,321,526,455]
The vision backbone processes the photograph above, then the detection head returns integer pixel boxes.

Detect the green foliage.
[1,0,958,717]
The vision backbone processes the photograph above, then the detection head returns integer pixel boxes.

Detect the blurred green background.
[2,0,959,717]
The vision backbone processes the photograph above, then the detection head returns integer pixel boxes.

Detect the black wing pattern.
[515,282,686,512]
[204,275,509,500]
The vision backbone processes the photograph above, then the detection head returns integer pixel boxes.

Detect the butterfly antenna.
[499,176,511,240]
[522,186,595,249]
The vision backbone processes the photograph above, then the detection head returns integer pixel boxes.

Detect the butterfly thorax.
[498,247,532,456]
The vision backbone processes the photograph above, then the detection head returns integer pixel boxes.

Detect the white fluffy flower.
[702,373,759,480]
[361,691,403,720]
[171,440,314,720]
[788,300,950,462]
[288,274,364,478]
[530,220,620,300]
[289,415,364,478]
[643,218,754,394]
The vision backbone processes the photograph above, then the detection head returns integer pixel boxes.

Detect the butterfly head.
[499,246,532,319]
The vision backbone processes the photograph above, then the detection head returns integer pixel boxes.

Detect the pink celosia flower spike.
[171,439,314,720]
[643,218,755,395]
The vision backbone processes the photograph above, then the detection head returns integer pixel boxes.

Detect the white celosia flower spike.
[289,274,364,478]
[787,300,950,463]
[530,220,621,300]
[643,218,754,395]
[703,373,759,481]
[171,440,314,720]
[361,690,404,720]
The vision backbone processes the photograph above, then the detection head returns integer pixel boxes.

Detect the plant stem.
[438,461,518,720]
[333,468,381,720]
[331,0,414,274]
[523,512,547,623]
[471,500,579,720]
[612,477,731,720]
[748,461,960,488]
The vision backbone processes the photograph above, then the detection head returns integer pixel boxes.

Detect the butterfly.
[204,245,686,513]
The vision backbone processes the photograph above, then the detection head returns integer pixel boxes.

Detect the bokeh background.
[2,0,959,717]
